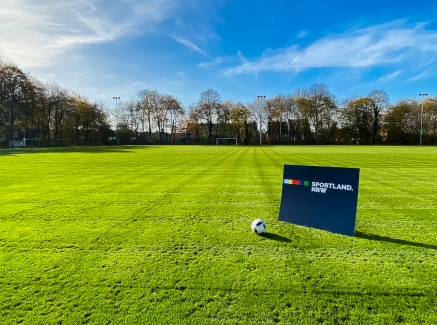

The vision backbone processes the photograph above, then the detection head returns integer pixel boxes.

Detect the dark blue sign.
[278,165,360,236]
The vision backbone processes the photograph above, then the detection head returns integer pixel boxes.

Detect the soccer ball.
[251,219,266,235]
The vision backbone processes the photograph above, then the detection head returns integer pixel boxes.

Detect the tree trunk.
[8,106,15,142]
[372,110,379,144]
[244,120,249,144]
[208,121,213,144]
[148,116,152,136]
[287,121,290,143]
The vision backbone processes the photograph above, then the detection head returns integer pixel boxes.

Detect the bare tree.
[151,94,167,143]
[368,89,389,144]
[295,84,336,144]
[137,89,157,136]
[162,95,184,143]
[42,81,70,145]
[198,89,221,143]
[249,96,268,145]
[269,95,286,142]
[283,94,299,142]
[121,99,141,143]
[188,104,203,143]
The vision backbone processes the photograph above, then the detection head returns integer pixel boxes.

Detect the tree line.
[0,62,112,147]
[1,62,436,147]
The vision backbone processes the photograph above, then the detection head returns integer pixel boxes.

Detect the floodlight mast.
[419,93,428,146]
[113,96,120,144]
[257,95,266,145]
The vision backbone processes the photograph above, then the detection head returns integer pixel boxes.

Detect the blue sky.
[1,0,437,108]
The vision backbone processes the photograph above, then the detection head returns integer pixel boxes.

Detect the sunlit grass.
[1,145,437,324]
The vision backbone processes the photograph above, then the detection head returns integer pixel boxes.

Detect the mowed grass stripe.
[1,146,437,324]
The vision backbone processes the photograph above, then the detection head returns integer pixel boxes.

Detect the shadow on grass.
[355,231,437,250]
[260,232,292,243]
[0,145,159,156]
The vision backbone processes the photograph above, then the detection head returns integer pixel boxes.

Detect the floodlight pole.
[419,93,428,146]
[257,95,266,145]
[113,96,120,144]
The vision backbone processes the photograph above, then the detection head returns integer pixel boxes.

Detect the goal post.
[23,138,41,147]
[216,138,238,145]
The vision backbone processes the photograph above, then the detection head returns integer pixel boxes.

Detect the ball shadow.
[260,232,292,243]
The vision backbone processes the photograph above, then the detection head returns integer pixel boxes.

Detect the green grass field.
[1,145,437,325]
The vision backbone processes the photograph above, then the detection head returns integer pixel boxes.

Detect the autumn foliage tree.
[1,61,435,146]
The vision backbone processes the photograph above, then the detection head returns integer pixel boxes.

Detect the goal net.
[216,138,237,145]
[54,139,71,147]
[23,138,41,147]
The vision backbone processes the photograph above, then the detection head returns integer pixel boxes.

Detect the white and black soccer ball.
[251,219,266,235]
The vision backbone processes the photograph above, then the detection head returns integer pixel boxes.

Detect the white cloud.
[222,21,437,77]
[198,57,223,68]
[172,36,206,55]
[0,0,176,68]
[377,70,403,83]
[237,50,248,63]
[191,23,221,43]
[297,30,309,38]
[406,67,437,81]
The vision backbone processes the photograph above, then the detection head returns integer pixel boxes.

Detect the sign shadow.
[355,231,437,250]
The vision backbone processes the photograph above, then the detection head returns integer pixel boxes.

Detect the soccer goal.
[54,139,71,147]
[23,138,41,147]
[216,138,237,145]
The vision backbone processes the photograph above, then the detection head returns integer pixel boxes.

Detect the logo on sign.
[283,179,354,194]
